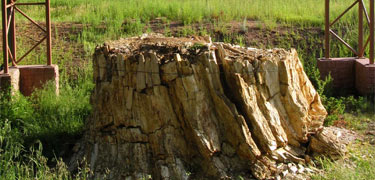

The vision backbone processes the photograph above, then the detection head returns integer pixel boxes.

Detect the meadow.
[16,0,366,49]
[1,0,374,179]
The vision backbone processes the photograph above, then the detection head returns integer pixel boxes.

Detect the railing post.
[46,0,52,65]
[359,0,364,58]
[2,0,8,74]
[325,0,330,59]
[10,0,16,66]
[370,0,374,64]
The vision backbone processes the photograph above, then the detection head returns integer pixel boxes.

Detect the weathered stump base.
[76,35,346,179]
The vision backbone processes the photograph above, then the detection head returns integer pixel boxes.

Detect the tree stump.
[78,34,341,179]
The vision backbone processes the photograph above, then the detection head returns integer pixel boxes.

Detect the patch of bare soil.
[2,19,323,68]
[1,22,85,54]
[147,19,324,51]
[0,22,90,79]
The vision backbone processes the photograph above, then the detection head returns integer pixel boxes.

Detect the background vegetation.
[0,0,374,179]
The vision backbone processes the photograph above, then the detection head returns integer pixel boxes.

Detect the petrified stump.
[82,35,333,179]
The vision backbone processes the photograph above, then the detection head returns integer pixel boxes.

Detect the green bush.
[322,96,345,126]
[301,57,374,126]
[321,95,374,126]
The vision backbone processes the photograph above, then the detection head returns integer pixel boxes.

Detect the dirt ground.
[1,19,324,56]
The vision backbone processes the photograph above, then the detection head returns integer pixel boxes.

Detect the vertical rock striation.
[81,35,332,179]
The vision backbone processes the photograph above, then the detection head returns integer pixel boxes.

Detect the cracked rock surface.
[80,34,333,179]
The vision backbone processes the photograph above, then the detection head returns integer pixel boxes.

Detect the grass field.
[14,0,366,47]
[1,0,375,179]
[20,0,358,25]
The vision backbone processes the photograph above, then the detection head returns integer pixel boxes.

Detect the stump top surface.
[100,34,292,65]
[106,34,210,53]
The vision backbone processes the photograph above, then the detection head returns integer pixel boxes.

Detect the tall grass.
[5,0,362,50]
[0,119,91,179]
[0,25,94,178]
[18,0,359,26]
[0,63,93,178]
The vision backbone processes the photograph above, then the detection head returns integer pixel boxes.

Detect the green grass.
[0,120,92,180]
[5,0,364,50]
[17,0,359,26]
[312,142,375,180]
[0,64,93,179]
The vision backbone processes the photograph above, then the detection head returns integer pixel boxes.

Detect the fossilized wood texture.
[83,35,329,179]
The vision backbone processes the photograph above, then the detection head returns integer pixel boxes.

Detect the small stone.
[282,170,289,177]
[297,164,304,174]
[276,163,284,170]
[288,163,298,174]
[305,168,314,173]
[276,175,281,180]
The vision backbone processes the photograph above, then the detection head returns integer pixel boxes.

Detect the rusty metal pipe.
[6,7,13,35]
[330,30,359,55]
[16,36,46,64]
[15,2,46,6]
[361,0,371,26]
[6,0,14,67]
[330,0,359,27]
[7,48,14,65]
[5,1,14,8]
[14,6,46,32]
[370,0,374,64]
[362,35,371,56]
[359,0,364,58]
[46,0,52,65]
[325,0,330,59]
[2,0,9,74]
[10,0,16,66]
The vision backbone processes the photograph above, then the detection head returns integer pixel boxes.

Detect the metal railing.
[325,0,375,64]
[1,0,52,74]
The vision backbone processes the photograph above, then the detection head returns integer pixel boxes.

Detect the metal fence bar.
[15,2,46,6]
[1,0,52,69]
[325,0,375,63]
[325,0,330,59]
[362,35,370,56]
[330,29,359,55]
[2,0,8,74]
[14,6,46,32]
[10,0,15,66]
[370,0,374,64]
[16,36,46,64]
[361,0,371,25]
[46,0,51,65]
[359,0,364,57]
[330,0,359,27]
[7,48,13,63]
[6,6,13,35]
